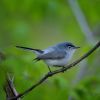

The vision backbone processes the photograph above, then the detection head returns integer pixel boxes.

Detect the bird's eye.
[68,46,71,49]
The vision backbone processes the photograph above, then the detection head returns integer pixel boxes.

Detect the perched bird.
[16,42,80,72]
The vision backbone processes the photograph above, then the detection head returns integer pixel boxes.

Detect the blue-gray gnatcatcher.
[16,42,80,72]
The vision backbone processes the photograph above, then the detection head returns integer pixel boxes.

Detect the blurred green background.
[0,0,100,100]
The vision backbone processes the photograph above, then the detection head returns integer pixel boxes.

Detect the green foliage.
[0,0,100,100]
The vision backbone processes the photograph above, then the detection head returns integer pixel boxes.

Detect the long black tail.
[16,46,43,53]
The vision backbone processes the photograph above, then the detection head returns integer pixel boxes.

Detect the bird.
[16,42,80,72]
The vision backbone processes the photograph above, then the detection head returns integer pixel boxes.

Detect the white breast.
[44,49,75,67]
[44,58,68,67]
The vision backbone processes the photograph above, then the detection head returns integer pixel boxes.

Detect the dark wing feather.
[36,50,66,60]
[16,46,43,54]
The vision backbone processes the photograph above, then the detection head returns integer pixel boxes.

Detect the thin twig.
[4,74,20,100]
[10,41,100,100]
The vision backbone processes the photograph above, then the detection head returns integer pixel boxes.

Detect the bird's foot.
[61,66,66,73]
[47,66,52,73]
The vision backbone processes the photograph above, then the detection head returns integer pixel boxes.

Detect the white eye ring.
[68,46,71,49]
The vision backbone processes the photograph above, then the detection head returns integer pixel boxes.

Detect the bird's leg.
[47,66,52,73]
[62,66,66,69]
[61,66,66,73]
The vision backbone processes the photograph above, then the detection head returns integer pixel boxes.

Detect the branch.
[4,74,21,100]
[10,41,100,100]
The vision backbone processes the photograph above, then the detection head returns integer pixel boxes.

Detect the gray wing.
[36,50,66,60]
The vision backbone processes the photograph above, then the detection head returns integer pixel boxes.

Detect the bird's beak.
[75,46,80,49]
